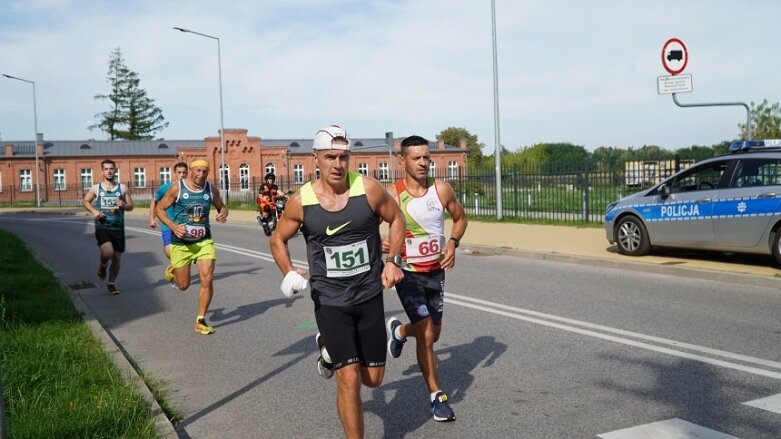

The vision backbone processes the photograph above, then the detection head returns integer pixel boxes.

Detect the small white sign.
[657,74,693,94]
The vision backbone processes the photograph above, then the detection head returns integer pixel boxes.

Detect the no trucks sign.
[662,38,688,75]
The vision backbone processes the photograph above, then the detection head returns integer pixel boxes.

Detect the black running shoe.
[431,391,456,422]
[97,264,107,281]
[386,317,406,358]
[107,284,120,296]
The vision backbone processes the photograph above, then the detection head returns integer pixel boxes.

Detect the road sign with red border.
[662,38,688,75]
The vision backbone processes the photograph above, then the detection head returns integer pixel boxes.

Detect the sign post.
[657,37,753,140]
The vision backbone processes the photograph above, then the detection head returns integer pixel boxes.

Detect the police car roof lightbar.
[729,139,781,152]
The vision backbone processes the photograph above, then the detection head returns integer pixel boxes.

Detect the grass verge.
[0,229,164,438]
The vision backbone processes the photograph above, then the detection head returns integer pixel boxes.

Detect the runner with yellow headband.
[155,159,228,335]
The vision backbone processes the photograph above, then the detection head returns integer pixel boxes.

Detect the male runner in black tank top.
[271,125,405,438]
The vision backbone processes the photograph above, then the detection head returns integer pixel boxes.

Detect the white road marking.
[743,392,781,414]
[597,418,741,439]
[446,293,781,380]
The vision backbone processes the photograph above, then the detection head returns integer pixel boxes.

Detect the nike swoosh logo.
[325,221,351,236]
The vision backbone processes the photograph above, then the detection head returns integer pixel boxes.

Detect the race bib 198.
[182,224,207,241]
[404,235,443,264]
[324,240,371,278]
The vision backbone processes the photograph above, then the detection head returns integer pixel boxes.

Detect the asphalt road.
[1,213,781,438]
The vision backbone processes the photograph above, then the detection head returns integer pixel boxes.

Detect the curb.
[31,252,179,439]
[464,244,781,289]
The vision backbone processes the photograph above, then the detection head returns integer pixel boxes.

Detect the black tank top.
[300,172,383,306]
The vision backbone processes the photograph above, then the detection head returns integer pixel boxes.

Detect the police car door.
[650,160,730,246]
[712,158,781,248]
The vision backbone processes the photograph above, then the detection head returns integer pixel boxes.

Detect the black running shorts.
[314,293,386,369]
[95,228,126,253]
[395,269,445,324]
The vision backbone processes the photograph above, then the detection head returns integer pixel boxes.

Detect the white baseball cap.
[312,125,351,151]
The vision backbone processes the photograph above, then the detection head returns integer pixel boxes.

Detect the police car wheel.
[772,230,781,267]
[615,216,650,256]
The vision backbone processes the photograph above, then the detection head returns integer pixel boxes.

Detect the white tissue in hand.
[281,271,308,297]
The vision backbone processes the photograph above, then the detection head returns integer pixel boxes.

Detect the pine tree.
[90,47,168,140]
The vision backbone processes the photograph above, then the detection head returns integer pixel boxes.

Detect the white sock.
[430,391,441,402]
[394,326,405,341]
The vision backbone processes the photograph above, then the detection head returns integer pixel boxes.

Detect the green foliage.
[673,144,717,161]
[0,230,162,438]
[510,142,589,171]
[90,47,168,140]
[437,127,484,168]
[739,99,781,140]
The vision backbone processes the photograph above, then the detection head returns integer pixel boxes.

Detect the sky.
[1,0,780,153]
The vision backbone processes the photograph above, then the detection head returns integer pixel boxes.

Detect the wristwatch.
[386,255,403,267]
[449,237,460,248]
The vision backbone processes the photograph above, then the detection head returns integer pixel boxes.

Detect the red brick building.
[0,128,468,206]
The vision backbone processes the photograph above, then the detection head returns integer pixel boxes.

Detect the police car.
[604,139,781,265]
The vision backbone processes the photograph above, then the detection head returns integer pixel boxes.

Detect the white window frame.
[160,167,171,185]
[54,168,66,191]
[81,168,93,189]
[358,163,368,176]
[293,164,304,183]
[265,163,276,176]
[379,162,389,181]
[448,161,458,178]
[133,167,146,188]
[220,165,230,190]
[19,169,32,192]
[240,163,250,191]
[428,161,436,177]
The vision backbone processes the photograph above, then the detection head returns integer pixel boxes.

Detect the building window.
[265,163,276,176]
[81,168,93,189]
[358,163,368,176]
[448,161,458,178]
[134,167,146,188]
[54,169,66,191]
[19,169,32,192]
[429,161,436,177]
[240,163,250,190]
[114,168,121,184]
[294,164,304,183]
[379,163,389,181]
[220,165,230,190]
[160,167,171,185]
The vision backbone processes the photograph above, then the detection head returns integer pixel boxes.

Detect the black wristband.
[449,237,460,248]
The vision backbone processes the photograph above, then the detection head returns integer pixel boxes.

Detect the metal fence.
[0,158,692,223]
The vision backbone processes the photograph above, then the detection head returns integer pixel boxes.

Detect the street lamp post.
[173,27,227,200]
[490,0,503,219]
[3,73,41,207]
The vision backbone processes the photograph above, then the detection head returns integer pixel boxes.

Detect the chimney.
[459,138,467,149]
[438,139,445,150]
[385,131,394,151]
[4,144,13,157]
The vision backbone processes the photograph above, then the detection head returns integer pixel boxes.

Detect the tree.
[515,142,589,172]
[90,48,168,140]
[436,127,484,168]
[739,99,781,140]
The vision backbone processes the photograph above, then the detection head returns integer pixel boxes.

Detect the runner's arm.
[119,184,134,212]
[365,178,405,288]
[82,185,103,219]
[270,192,306,276]
[210,185,229,223]
[437,180,467,269]
[155,183,181,233]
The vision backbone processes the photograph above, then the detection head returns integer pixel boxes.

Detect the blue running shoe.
[315,332,334,380]
[431,391,456,422]
[386,317,406,358]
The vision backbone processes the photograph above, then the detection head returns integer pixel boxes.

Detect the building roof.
[2,137,460,158]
